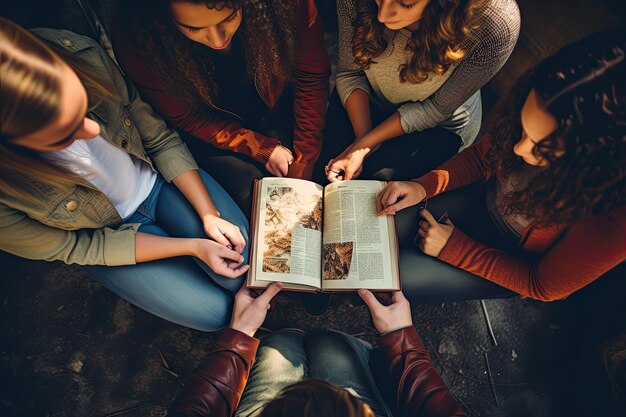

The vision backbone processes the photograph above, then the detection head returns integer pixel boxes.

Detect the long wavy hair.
[0,17,115,202]
[352,0,486,83]
[121,0,299,108]
[259,379,375,417]
[485,31,626,226]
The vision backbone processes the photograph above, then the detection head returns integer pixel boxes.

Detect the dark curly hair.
[485,31,626,226]
[119,0,298,108]
[352,0,486,83]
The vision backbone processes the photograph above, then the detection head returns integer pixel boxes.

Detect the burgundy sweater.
[111,0,330,179]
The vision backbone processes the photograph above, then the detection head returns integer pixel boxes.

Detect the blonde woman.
[321,0,520,182]
[0,18,249,331]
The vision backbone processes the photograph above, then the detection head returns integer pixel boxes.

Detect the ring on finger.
[325,166,342,175]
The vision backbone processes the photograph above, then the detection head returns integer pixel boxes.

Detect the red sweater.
[111,0,330,179]
[413,136,626,301]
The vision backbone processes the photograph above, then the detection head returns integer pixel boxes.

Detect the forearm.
[344,89,373,139]
[438,218,626,302]
[327,98,404,181]
[411,136,491,198]
[288,0,331,177]
[378,327,466,417]
[0,207,137,266]
[166,328,260,417]
[172,170,219,219]
[349,112,404,158]
[290,72,329,178]
[437,229,554,300]
[135,232,199,263]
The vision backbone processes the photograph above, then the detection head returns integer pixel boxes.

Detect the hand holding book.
[358,289,413,334]
[230,283,283,337]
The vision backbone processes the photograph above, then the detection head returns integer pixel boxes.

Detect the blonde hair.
[0,17,114,201]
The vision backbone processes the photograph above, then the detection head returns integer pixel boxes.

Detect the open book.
[247,178,400,292]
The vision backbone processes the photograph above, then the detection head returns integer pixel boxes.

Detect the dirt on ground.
[1,251,624,417]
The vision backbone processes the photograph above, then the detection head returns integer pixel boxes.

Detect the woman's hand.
[416,209,455,257]
[376,181,427,215]
[193,239,249,278]
[325,147,366,182]
[265,145,294,177]
[230,283,283,337]
[358,289,413,334]
[203,214,246,254]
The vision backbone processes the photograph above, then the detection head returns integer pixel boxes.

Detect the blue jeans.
[83,169,249,331]
[235,330,392,417]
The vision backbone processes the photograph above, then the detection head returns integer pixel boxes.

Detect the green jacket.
[0,29,198,266]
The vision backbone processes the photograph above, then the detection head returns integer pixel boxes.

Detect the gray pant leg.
[400,248,514,304]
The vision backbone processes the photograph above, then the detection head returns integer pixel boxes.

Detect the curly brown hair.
[352,0,486,83]
[485,31,626,226]
[120,0,298,108]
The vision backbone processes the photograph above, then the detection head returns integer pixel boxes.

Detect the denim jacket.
[0,29,198,266]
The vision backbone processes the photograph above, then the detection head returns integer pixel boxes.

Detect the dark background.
[1,1,625,416]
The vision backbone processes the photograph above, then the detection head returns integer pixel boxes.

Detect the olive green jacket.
[0,29,198,266]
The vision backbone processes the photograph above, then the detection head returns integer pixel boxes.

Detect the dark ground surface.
[1,253,625,417]
[1,1,626,417]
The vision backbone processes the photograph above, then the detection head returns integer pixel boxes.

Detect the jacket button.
[61,38,74,47]
[121,140,129,149]
[123,117,133,127]
[66,200,78,211]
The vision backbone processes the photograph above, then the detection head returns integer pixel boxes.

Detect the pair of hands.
[194,145,294,278]
[229,282,413,337]
[195,214,248,278]
[377,181,455,257]
[196,144,294,278]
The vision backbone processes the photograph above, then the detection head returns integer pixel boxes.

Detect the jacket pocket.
[41,187,111,230]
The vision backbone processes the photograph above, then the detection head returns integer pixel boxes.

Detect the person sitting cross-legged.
[166,283,466,417]
[378,31,626,304]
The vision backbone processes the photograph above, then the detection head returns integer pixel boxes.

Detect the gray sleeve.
[398,0,521,133]
[335,0,372,105]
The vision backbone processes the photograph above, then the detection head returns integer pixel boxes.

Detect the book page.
[251,178,323,289]
[321,180,398,290]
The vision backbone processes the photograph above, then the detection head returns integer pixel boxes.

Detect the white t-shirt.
[43,135,157,219]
